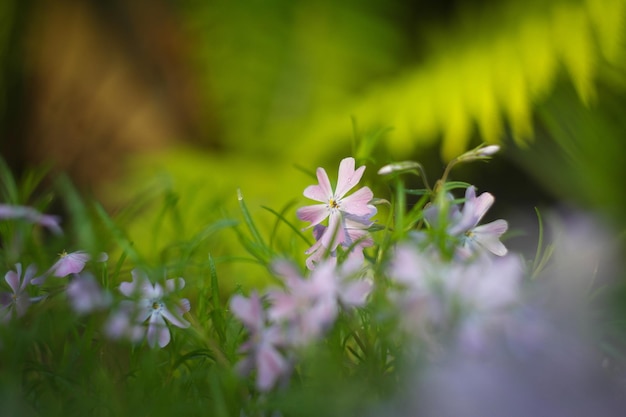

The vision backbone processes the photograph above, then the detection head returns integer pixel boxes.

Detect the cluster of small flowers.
[230,258,373,391]
[231,157,379,391]
[0,207,190,349]
[230,148,524,391]
[387,184,522,350]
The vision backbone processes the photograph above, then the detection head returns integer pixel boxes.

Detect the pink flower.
[449,186,508,257]
[297,157,376,252]
[388,242,523,346]
[106,269,190,348]
[268,259,372,346]
[426,186,508,257]
[0,264,42,321]
[230,292,290,392]
[50,251,91,277]
[66,272,112,315]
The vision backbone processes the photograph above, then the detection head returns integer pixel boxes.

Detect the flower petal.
[22,264,38,290]
[147,313,168,348]
[256,344,288,392]
[296,204,329,227]
[473,219,508,237]
[340,187,375,217]
[161,306,190,329]
[165,277,185,293]
[340,279,373,307]
[335,157,365,198]
[303,168,333,202]
[230,292,263,331]
[321,213,347,250]
[5,264,22,294]
[52,251,90,277]
[472,191,495,223]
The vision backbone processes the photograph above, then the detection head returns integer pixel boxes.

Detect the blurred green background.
[1,0,625,287]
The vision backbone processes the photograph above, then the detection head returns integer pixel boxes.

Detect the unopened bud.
[378,161,422,176]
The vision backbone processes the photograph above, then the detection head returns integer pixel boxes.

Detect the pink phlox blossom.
[107,269,190,348]
[104,300,145,343]
[425,186,508,257]
[388,241,523,346]
[230,292,290,392]
[311,257,373,309]
[297,157,376,252]
[448,186,508,257]
[268,259,372,345]
[50,250,91,277]
[445,255,522,312]
[388,245,448,328]
[66,272,112,315]
[33,251,108,285]
[267,262,332,346]
[0,263,42,321]
[0,204,62,234]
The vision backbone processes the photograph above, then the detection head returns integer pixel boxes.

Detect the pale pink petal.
[37,214,63,235]
[119,280,136,297]
[335,157,366,198]
[142,281,162,300]
[52,251,90,277]
[473,235,508,256]
[134,300,153,322]
[271,260,301,281]
[161,306,190,328]
[296,204,329,227]
[165,277,185,293]
[256,345,288,391]
[472,192,495,224]
[121,269,145,294]
[267,291,299,322]
[303,185,328,203]
[321,213,347,250]
[473,219,508,237]
[303,168,333,201]
[449,187,495,235]
[230,293,263,331]
[340,279,373,307]
[340,187,374,217]
[22,264,38,290]
[5,265,21,294]
[304,240,330,270]
[147,313,168,348]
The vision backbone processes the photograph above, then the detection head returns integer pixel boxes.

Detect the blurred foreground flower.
[269,259,371,346]
[230,291,290,392]
[388,242,522,349]
[106,269,190,348]
[0,263,42,321]
[0,204,62,234]
[66,272,112,315]
[377,212,626,417]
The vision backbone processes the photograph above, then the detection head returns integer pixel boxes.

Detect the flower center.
[329,199,340,209]
[152,301,162,310]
